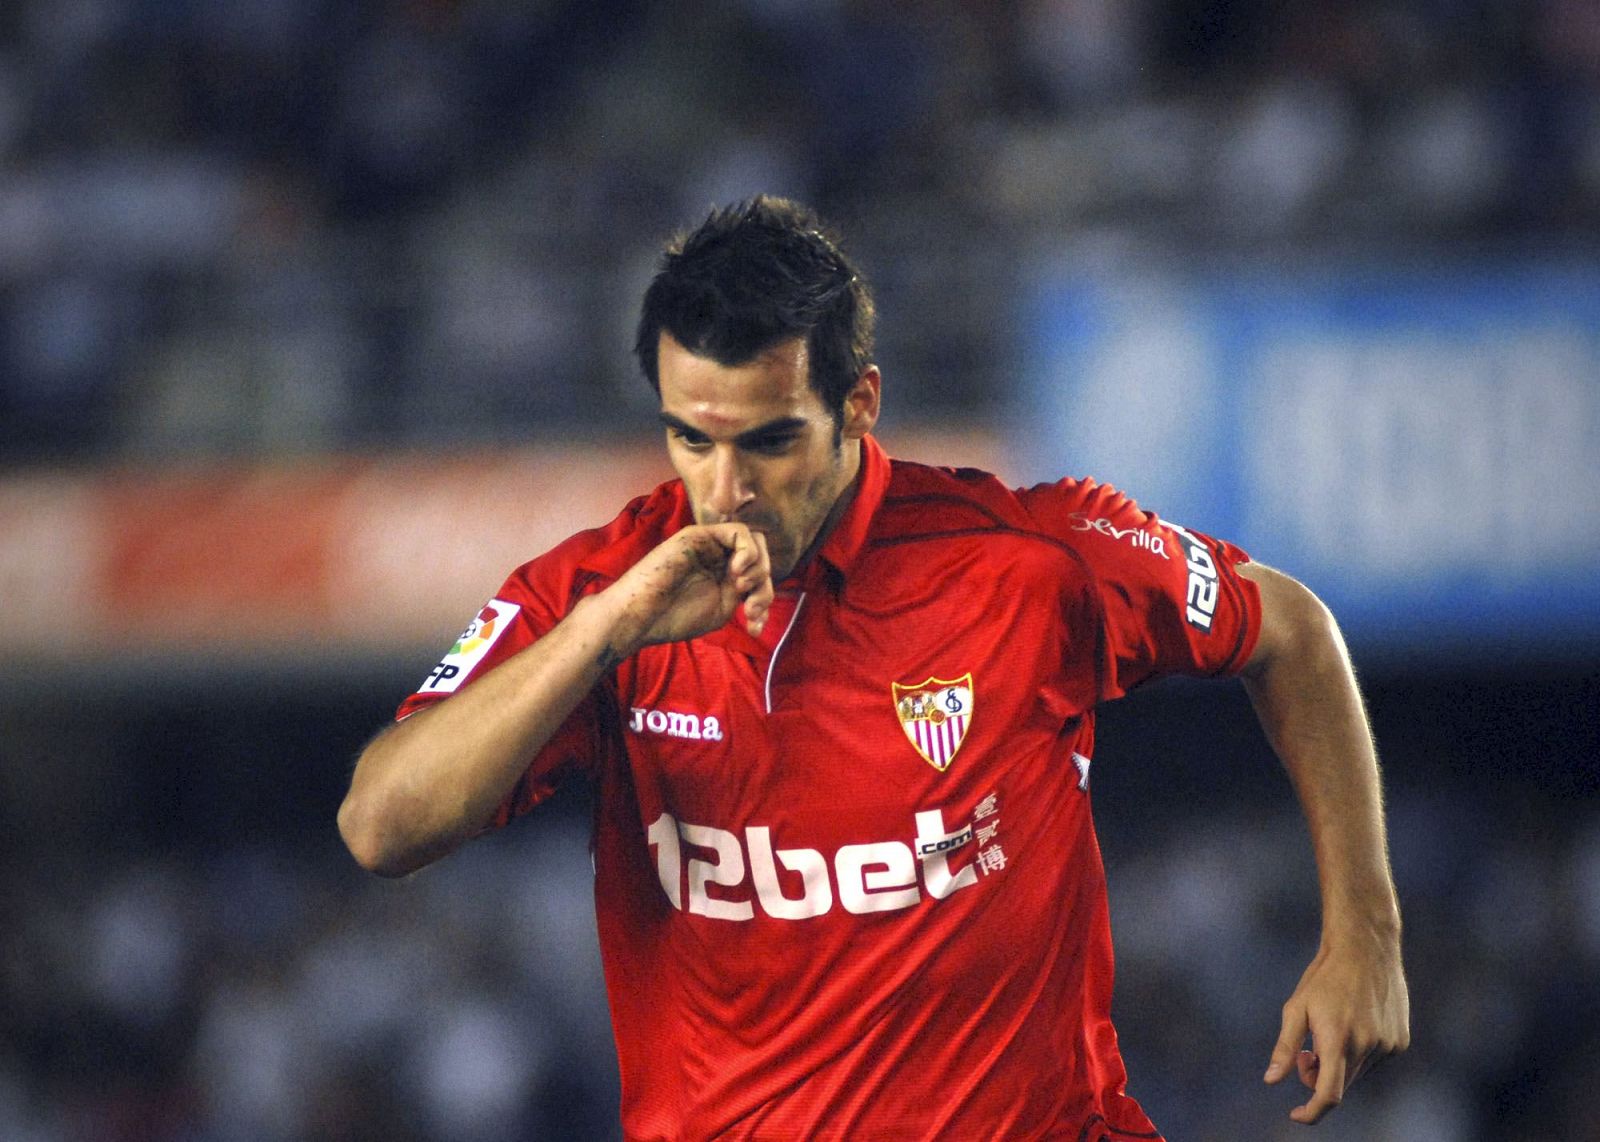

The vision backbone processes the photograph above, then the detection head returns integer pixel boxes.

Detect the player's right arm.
[337,523,772,878]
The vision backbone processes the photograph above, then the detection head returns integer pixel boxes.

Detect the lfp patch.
[418,599,520,694]
[892,674,974,772]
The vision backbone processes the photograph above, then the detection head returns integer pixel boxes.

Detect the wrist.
[1320,889,1402,953]
[570,590,645,666]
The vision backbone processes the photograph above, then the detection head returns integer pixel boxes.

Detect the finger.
[1295,1049,1318,1090]
[1290,1043,1347,1125]
[1346,1047,1374,1089]
[725,526,763,591]
[1348,1043,1390,1087]
[1264,1005,1308,1084]
[714,524,767,584]
[727,527,760,577]
[742,532,775,636]
[750,527,771,577]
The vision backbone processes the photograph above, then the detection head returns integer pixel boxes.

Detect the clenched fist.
[607,523,775,654]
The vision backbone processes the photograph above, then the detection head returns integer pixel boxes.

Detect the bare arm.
[338,524,772,878]
[1236,561,1410,1125]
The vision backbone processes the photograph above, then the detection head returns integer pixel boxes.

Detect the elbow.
[338,788,426,879]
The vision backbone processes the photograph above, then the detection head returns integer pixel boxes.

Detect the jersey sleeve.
[1022,477,1262,701]
[394,564,611,828]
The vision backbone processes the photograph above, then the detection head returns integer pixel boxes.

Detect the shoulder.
[869,462,1190,611]
[867,461,1112,603]
[877,458,1036,535]
[1013,474,1155,542]
[876,459,1142,549]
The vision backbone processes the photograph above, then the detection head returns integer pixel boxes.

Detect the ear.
[839,366,881,441]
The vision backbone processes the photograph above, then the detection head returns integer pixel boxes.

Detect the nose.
[705,445,755,520]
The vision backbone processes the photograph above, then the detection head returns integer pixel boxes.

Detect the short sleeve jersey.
[398,436,1261,1141]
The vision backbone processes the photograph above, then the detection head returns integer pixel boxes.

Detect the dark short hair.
[634,196,876,420]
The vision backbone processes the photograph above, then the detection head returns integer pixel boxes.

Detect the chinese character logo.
[892,674,974,772]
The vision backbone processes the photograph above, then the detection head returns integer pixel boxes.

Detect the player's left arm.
[1235,561,1410,1125]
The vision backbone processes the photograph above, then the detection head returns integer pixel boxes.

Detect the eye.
[744,433,799,456]
[670,428,712,452]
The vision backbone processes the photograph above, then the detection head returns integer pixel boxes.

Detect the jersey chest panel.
[611,534,1099,925]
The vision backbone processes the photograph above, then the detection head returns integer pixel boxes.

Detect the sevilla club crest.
[892,674,974,771]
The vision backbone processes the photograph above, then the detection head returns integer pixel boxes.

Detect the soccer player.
[338,197,1409,1139]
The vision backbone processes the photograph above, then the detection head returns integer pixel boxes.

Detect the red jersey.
[399,436,1261,1141]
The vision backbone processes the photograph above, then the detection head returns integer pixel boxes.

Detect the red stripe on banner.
[0,429,1009,661]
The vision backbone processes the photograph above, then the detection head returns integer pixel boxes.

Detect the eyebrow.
[658,412,810,448]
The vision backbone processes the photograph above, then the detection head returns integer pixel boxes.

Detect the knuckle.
[1306,1095,1338,1120]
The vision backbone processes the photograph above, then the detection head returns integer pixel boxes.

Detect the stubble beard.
[771,445,849,581]
[694,443,848,582]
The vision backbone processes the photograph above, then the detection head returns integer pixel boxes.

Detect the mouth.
[716,511,778,536]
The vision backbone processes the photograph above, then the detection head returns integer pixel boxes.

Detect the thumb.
[1265,1004,1307,1084]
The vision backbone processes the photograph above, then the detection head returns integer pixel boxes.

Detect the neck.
[786,438,862,581]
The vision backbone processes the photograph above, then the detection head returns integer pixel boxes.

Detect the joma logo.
[629,706,725,742]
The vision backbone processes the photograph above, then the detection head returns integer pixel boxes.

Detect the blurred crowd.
[2,0,1599,464]
[3,780,1599,1141]
[4,4,1600,1141]
[0,811,621,1142]
[0,670,1596,1141]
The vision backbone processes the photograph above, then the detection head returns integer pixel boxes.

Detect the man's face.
[657,332,878,580]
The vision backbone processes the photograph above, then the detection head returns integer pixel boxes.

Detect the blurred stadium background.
[1,1,1598,1139]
